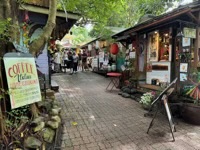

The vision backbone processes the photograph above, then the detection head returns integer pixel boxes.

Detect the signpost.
[3,53,41,109]
[146,78,177,141]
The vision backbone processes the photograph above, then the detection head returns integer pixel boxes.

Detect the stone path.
[52,71,200,150]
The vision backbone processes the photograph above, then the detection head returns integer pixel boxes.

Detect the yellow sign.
[183,27,196,39]
[3,54,41,109]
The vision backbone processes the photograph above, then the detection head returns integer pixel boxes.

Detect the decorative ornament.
[110,43,119,55]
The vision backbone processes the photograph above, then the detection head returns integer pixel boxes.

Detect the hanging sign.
[183,27,196,39]
[182,38,191,47]
[3,53,41,109]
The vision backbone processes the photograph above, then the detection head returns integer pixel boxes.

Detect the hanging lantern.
[110,43,119,55]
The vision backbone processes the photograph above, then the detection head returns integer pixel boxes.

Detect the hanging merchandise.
[110,43,119,55]
[111,63,116,71]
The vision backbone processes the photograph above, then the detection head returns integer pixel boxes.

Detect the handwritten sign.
[183,27,196,39]
[3,53,41,109]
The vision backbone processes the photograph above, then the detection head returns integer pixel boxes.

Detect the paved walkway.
[52,71,200,150]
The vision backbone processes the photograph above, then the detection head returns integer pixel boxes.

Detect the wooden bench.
[138,84,163,91]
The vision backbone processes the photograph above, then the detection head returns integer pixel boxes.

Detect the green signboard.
[183,27,196,39]
[3,53,41,109]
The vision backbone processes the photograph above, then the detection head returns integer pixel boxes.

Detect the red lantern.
[110,43,119,55]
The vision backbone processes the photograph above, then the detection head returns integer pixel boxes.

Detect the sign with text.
[3,53,41,109]
[183,27,196,39]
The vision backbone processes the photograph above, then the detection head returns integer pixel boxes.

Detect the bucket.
[108,65,111,72]
[111,64,116,71]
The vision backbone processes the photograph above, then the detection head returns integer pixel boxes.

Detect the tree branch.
[29,0,57,55]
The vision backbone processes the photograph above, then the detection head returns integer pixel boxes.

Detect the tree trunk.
[0,0,12,141]
[0,0,58,124]
[29,0,57,56]
[29,0,57,118]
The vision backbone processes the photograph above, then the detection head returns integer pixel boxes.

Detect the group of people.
[53,49,90,75]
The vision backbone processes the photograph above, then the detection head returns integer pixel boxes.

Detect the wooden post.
[0,60,5,140]
[196,10,200,68]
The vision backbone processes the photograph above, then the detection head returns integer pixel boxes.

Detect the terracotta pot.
[182,103,200,125]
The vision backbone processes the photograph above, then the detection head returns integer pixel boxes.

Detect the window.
[148,31,159,61]
[159,30,170,61]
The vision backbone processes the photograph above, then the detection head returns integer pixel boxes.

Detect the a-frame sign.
[147,78,177,142]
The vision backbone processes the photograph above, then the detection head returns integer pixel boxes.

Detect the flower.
[140,92,155,105]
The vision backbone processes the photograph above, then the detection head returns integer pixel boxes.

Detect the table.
[106,72,122,91]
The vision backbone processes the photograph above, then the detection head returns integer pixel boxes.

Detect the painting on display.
[180,73,187,81]
[182,38,191,47]
[180,63,188,72]
[148,31,159,61]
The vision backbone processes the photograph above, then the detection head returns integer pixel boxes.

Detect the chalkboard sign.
[147,78,177,141]
[151,77,177,106]
[162,94,175,133]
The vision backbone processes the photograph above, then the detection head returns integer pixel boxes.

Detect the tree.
[0,1,58,141]
[62,0,181,37]
[0,0,57,55]
[70,26,92,46]
[0,0,58,147]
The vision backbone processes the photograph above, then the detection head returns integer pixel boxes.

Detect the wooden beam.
[20,4,80,20]
[191,8,200,12]
[187,12,200,24]
[119,42,126,48]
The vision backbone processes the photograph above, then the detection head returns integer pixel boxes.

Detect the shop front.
[146,28,172,85]
[81,38,122,74]
[112,1,200,92]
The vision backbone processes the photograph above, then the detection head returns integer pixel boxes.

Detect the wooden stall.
[112,1,200,92]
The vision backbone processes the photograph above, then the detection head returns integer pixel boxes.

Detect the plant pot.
[182,103,200,125]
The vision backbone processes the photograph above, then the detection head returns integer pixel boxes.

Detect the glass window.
[159,30,170,61]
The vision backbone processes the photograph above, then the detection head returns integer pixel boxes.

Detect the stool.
[106,72,122,91]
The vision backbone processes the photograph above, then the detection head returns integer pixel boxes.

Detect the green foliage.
[140,92,156,105]
[5,106,29,128]
[0,18,12,42]
[70,26,92,45]
[60,0,180,37]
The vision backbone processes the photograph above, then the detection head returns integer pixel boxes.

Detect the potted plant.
[140,91,156,110]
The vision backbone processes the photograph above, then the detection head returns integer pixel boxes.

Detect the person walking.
[68,51,74,75]
[81,50,88,71]
[78,52,82,71]
[54,49,61,73]
[73,52,78,74]
[63,50,69,73]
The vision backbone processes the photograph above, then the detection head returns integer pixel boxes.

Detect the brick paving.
[52,71,200,150]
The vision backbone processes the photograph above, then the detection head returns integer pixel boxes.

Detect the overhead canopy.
[19,0,81,40]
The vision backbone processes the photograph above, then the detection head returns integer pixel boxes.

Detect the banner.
[3,53,41,109]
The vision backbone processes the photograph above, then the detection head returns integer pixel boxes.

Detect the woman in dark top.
[68,51,74,75]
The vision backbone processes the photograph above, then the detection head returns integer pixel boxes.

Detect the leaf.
[71,121,78,126]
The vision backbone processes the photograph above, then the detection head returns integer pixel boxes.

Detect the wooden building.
[112,1,200,92]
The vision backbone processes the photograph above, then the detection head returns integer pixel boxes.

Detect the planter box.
[182,103,200,125]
